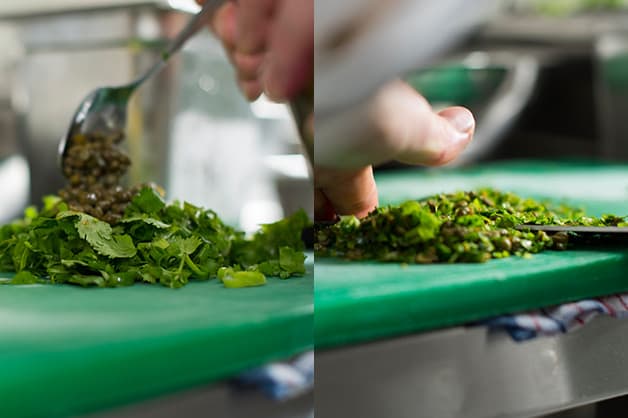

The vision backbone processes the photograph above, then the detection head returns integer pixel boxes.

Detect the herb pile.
[315,189,626,263]
[0,188,309,288]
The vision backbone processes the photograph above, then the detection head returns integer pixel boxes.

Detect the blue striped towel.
[233,351,314,400]
[233,296,628,397]
[485,294,628,341]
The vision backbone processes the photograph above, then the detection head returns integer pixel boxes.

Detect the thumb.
[315,80,475,169]
[371,81,475,166]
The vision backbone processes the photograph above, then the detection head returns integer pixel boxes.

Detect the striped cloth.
[232,297,628,397]
[233,351,314,400]
[485,294,628,341]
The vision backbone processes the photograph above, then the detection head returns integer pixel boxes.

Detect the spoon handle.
[130,0,226,89]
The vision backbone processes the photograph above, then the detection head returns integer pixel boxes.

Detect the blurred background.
[376,0,628,174]
[0,0,311,231]
[0,0,627,229]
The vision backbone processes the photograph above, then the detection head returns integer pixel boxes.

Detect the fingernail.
[442,108,475,134]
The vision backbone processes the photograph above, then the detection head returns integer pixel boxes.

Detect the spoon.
[58,0,226,172]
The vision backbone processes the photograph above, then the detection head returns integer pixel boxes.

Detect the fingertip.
[383,85,475,167]
[315,166,379,219]
[429,106,475,165]
[239,79,263,101]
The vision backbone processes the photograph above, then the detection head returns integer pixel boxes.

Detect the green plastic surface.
[315,161,628,349]
[0,259,313,418]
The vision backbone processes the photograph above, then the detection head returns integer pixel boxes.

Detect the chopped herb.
[219,268,267,288]
[0,187,309,288]
[315,189,626,264]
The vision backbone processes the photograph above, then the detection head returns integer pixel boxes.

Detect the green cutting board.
[315,161,628,348]
[0,258,313,418]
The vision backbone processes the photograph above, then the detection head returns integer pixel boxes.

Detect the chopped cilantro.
[219,268,267,288]
[0,187,310,288]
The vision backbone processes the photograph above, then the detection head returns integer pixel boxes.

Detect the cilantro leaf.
[278,247,306,278]
[125,187,166,215]
[59,212,137,259]
[0,190,309,288]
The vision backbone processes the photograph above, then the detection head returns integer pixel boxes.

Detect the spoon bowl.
[58,1,222,174]
[58,86,134,168]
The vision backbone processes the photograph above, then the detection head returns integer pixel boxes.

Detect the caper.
[315,189,625,264]
[85,192,97,203]
[59,130,150,224]
[494,236,512,251]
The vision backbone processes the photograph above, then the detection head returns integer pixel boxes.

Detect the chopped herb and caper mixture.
[0,133,310,288]
[315,189,627,263]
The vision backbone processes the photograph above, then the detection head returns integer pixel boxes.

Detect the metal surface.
[403,50,543,166]
[0,1,167,18]
[595,33,628,162]
[449,52,539,166]
[316,316,628,418]
[90,381,313,418]
[58,0,222,171]
[12,5,185,203]
[519,225,628,234]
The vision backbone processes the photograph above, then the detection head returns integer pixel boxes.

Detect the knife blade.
[517,225,627,234]
[516,225,628,245]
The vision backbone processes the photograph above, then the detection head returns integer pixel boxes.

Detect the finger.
[428,106,475,165]
[315,166,378,218]
[315,80,475,168]
[263,0,313,100]
[210,2,238,51]
[314,189,336,222]
[238,79,263,101]
[236,0,276,54]
[233,51,264,81]
[370,81,475,166]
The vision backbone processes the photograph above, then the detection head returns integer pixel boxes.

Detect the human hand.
[314,0,490,219]
[197,0,313,102]
[315,80,475,220]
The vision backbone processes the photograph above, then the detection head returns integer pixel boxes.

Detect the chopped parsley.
[0,187,310,288]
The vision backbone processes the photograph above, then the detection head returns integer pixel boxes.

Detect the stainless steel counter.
[90,382,313,418]
[316,316,628,418]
